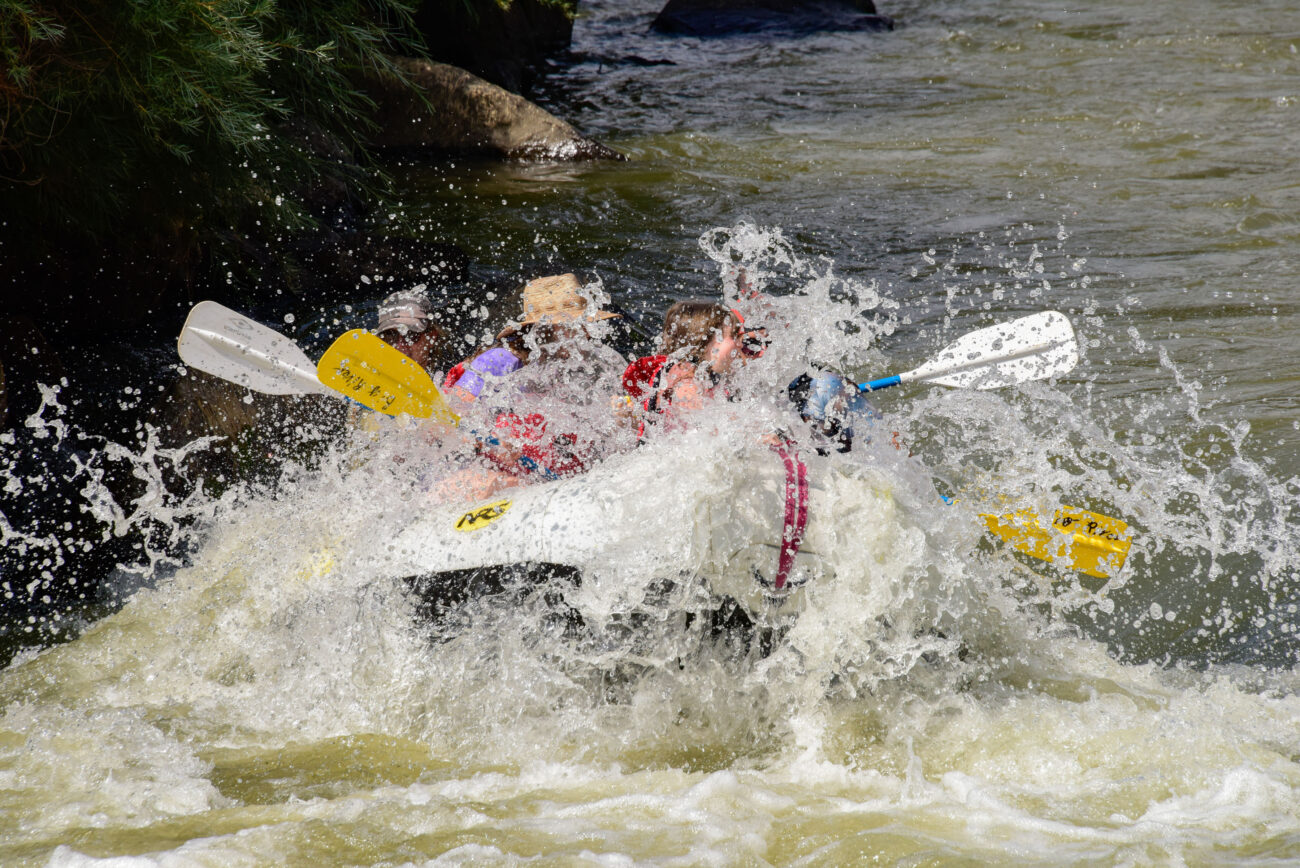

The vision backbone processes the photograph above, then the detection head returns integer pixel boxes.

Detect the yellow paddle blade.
[316,329,459,425]
[293,547,337,582]
[981,505,1133,579]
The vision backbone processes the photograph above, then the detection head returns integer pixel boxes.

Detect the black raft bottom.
[401,563,781,656]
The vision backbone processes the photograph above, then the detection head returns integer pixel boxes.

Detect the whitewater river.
[3,0,1300,864]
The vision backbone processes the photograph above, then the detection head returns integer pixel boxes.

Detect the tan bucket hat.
[518,274,619,325]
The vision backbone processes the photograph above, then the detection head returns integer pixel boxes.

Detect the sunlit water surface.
[3,0,1300,864]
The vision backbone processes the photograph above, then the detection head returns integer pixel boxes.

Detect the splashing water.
[3,223,1300,864]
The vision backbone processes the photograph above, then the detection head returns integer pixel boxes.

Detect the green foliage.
[0,0,423,253]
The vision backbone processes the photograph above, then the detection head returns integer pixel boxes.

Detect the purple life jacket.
[452,347,522,398]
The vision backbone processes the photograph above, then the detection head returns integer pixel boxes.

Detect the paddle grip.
[858,375,901,393]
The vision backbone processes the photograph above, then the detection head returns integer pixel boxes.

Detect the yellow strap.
[980,505,1132,579]
[317,330,459,425]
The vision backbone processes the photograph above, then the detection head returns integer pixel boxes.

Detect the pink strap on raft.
[770,440,808,592]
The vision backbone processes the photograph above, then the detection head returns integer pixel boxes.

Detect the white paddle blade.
[908,311,1078,389]
[177,301,331,396]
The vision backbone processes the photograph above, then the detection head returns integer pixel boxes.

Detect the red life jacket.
[484,411,593,479]
[622,354,722,436]
[621,354,668,399]
[621,355,670,440]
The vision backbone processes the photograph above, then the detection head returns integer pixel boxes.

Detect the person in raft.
[346,288,446,434]
[786,369,880,453]
[715,266,881,453]
[439,274,630,492]
[619,297,878,453]
[618,300,762,436]
[376,288,444,375]
[443,273,624,406]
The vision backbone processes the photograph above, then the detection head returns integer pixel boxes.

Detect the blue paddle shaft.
[858,374,902,393]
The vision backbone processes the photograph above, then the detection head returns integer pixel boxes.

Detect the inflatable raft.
[380,432,936,630]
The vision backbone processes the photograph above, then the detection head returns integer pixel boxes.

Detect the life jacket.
[445,347,522,402]
[621,354,668,400]
[621,355,672,439]
[622,354,726,438]
[482,411,595,480]
[625,354,713,412]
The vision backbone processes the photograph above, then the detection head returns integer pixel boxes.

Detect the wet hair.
[661,300,739,364]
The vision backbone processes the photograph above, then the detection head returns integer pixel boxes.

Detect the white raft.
[382,433,931,619]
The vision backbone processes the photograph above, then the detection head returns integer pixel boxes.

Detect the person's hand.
[732,265,760,300]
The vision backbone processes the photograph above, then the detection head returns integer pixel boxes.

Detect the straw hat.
[518,274,618,325]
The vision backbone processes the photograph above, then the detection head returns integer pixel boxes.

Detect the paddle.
[316,329,460,425]
[177,304,459,425]
[859,310,1078,393]
[176,304,465,432]
[983,505,1131,579]
[846,310,1127,576]
[177,300,334,397]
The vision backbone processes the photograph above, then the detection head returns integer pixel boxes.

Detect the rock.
[364,57,622,161]
[415,0,574,95]
[652,0,893,36]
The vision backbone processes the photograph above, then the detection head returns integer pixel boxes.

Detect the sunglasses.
[739,329,769,358]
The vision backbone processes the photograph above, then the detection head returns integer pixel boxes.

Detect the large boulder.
[415,0,574,95]
[364,57,622,161]
[652,0,893,36]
